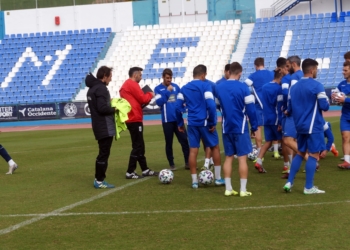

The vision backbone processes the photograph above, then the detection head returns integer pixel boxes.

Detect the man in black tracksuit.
[86,66,116,189]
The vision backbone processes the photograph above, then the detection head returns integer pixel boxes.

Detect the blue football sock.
[288,154,303,184]
[0,144,11,162]
[305,156,317,189]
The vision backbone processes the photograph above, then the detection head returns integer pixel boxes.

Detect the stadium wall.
[4,2,133,34]
[255,0,275,18]
[208,0,256,23]
[158,0,208,24]
[0,11,4,39]
[132,0,159,26]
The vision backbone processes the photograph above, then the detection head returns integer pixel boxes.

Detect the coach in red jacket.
[120,67,159,179]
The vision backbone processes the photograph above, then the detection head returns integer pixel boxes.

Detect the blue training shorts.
[340,117,350,132]
[283,116,297,139]
[187,125,219,148]
[223,132,252,157]
[264,125,282,141]
[297,133,325,154]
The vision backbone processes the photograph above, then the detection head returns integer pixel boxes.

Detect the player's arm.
[316,84,330,111]
[95,87,115,115]
[175,91,185,127]
[204,85,217,127]
[277,88,283,125]
[244,75,253,88]
[281,81,289,111]
[131,82,154,105]
[244,88,258,132]
[286,91,292,116]
[154,87,171,107]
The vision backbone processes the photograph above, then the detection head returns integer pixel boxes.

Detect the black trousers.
[126,122,149,174]
[162,121,189,166]
[95,136,113,181]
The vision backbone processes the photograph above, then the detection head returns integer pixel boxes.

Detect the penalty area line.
[0,151,215,235]
[0,178,150,236]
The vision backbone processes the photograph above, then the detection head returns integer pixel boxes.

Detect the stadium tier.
[102,20,241,98]
[2,12,350,105]
[241,13,350,87]
[0,28,112,105]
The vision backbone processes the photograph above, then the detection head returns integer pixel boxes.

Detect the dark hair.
[288,55,301,66]
[229,62,243,75]
[128,67,143,77]
[224,64,230,71]
[302,58,318,74]
[343,61,350,68]
[276,57,287,68]
[254,57,264,67]
[162,68,173,77]
[274,69,284,79]
[197,64,207,73]
[193,65,207,77]
[344,51,350,60]
[96,66,112,80]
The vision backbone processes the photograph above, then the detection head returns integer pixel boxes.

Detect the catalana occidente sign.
[18,104,57,120]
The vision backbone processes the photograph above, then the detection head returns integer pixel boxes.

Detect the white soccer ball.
[158,169,174,184]
[331,90,345,106]
[248,148,258,161]
[198,170,214,185]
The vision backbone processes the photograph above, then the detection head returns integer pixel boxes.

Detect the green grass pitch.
[1,116,350,249]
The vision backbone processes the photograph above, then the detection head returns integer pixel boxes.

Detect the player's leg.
[304,133,325,194]
[284,134,307,192]
[222,133,238,196]
[223,155,236,196]
[339,119,350,167]
[325,122,338,156]
[189,147,199,186]
[125,123,143,179]
[282,142,292,173]
[238,155,251,196]
[173,122,190,169]
[255,125,276,173]
[236,132,252,196]
[281,117,291,174]
[134,123,158,177]
[272,140,281,158]
[202,141,213,170]
[255,126,263,153]
[94,137,114,188]
[201,127,223,185]
[187,126,201,188]
[162,122,175,169]
[1,144,18,175]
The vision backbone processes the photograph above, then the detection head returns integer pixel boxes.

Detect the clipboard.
[141,85,153,108]
[142,85,153,94]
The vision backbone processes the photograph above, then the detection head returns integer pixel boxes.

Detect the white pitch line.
[0,151,219,235]
[0,178,149,236]
[1,200,349,218]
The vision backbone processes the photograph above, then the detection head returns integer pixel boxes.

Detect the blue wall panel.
[132,0,159,26]
[207,0,256,23]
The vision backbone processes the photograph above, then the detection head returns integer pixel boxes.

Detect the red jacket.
[119,79,153,123]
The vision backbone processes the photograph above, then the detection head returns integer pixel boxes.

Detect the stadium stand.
[97,19,241,99]
[3,10,350,105]
[240,13,350,87]
[0,28,112,105]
